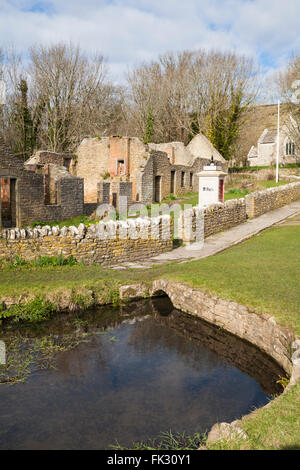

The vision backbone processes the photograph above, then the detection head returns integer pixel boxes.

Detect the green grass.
[1,224,300,334]
[257,180,290,189]
[165,180,291,207]
[208,381,300,450]
[29,215,98,228]
[112,431,206,450]
[224,188,249,201]
[0,222,299,450]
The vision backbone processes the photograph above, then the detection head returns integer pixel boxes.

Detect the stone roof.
[187,134,225,162]
[258,129,278,144]
[248,145,258,158]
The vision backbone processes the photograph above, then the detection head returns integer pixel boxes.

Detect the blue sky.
[1,0,300,87]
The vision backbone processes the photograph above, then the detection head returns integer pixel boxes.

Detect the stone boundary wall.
[181,182,300,243]
[204,198,247,238]
[150,279,294,374]
[0,215,172,266]
[245,182,300,218]
[121,280,300,447]
[179,198,247,243]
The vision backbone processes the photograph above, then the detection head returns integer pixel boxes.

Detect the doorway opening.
[0,177,17,228]
[154,176,162,202]
[170,171,175,194]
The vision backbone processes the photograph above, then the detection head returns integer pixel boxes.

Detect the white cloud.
[0,0,300,84]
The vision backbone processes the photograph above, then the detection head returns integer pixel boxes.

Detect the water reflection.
[0,297,285,449]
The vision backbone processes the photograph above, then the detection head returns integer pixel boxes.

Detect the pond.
[0,297,285,450]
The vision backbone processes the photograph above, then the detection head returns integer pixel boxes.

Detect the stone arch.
[150,279,293,375]
[150,279,178,309]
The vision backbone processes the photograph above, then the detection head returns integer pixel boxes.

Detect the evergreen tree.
[144,107,155,144]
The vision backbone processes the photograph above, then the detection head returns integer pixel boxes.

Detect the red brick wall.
[109,137,129,177]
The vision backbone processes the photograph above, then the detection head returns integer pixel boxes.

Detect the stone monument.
[197,156,227,207]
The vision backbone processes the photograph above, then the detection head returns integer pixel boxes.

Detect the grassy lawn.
[207,380,300,450]
[29,214,99,228]
[1,224,300,334]
[164,179,291,207]
[0,221,299,450]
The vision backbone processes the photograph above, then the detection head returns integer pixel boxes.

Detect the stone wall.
[0,215,173,266]
[179,198,247,243]
[26,150,74,167]
[75,134,227,205]
[0,138,84,227]
[204,198,247,237]
[76,137,110,203]
[245,182,300,218]
[150,279,294,375]
[180,182,300,243]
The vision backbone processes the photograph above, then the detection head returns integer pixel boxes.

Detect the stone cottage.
[247,124,299,167]
[0,138,84,228]
[74,134,226,208]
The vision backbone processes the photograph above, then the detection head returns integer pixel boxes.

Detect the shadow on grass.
[280,444,300,450]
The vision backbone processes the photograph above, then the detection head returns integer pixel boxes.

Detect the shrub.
[0,296,55,323]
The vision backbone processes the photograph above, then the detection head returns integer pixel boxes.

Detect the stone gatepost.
[197,157,227,207]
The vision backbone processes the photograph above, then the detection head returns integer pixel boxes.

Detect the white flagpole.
[276,100,280,183]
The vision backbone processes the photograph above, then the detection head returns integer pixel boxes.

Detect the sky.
[1,0,300,91]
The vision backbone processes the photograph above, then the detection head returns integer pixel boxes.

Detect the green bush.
[280,163,300,168]
[228,165,270,173]
[227,188,249,196]
[6,255,78,270]
[0,296,55,323]
[32,255,78,267]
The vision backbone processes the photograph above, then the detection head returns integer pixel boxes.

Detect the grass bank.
[1,224,299,333]
[207,381,300,450]
[0,221,299,450]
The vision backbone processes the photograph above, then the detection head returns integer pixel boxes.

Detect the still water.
[0,297,284,449]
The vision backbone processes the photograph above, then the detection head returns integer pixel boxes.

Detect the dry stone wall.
[245,182,300,218]
[180,182,300,243]
[0,215,172,266]
[179,198,247,243]
[151,279,294,375]
[204,198,247,238]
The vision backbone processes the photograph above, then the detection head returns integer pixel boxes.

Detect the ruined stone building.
[0,132,226,228]
[0,139,84,228]
[74,134,226,210]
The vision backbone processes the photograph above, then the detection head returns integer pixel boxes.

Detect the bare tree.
[276,56,300,153]
[125,49,257,159]
[0,45,32,158]
[29,42,123,152]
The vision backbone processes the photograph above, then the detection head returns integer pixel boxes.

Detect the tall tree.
[15,79,34,158]
[29,42,123,152]
[125,49,257,159]
[277,56,300,154]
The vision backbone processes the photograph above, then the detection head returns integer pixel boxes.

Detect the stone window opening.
[116,159,126,177]
[43,174,58,205]
[189,172,193,187]
[285,139,295,156]
[181,171,185,187]
[112,192,117,208]
[170,171,175,194]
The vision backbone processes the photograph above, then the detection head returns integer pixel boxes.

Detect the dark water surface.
[0,297,285,449]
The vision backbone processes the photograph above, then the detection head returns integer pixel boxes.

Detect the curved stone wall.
[150,279,295,375]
